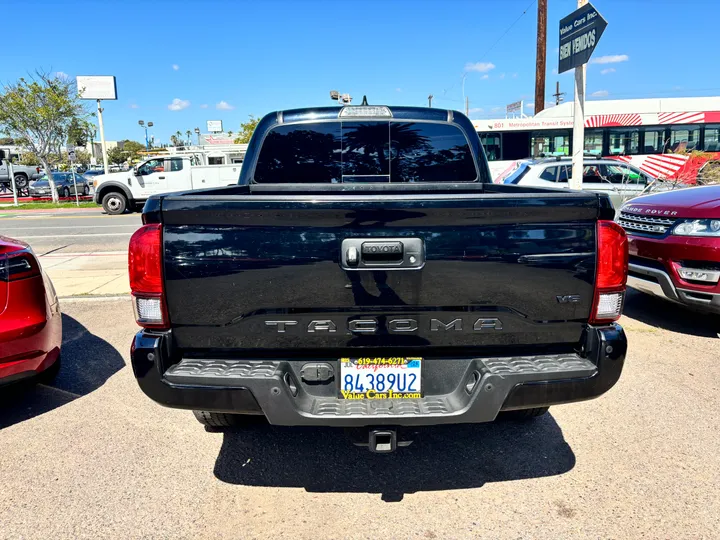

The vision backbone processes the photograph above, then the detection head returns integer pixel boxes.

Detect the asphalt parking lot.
[1,291,719,539]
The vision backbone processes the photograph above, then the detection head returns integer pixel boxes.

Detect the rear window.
[253,121,477,183]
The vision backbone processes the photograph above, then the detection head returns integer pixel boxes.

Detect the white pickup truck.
[92,155,241,214]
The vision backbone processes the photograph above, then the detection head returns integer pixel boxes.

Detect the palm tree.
[185,130,191,144]
[228,130,234,138]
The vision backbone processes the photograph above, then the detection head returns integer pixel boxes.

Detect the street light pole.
[194,127,201,145]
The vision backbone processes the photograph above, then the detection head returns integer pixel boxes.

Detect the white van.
[93,155,241,214]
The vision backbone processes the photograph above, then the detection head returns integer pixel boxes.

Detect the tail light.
[590,220,628,324]
[0,250,41,282]
[129,223,168,328]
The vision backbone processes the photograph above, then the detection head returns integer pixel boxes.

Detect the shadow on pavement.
[214,414,575,501]
[0,313,125,429]
[623,289,720,338]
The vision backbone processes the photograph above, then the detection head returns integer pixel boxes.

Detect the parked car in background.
[29,173,91,198]
[501,157,656,209]
[619,185,720,313]
[0,159,43,193]
[0,236,62,387]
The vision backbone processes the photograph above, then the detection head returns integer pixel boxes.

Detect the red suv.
[0,236,62,386]
[619,186,720,313]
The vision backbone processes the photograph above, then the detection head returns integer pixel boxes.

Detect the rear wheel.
[62,187,70,198]
[496,407,549,421]
[13,173,28,190]
[192,410,250,428]
[101,191,127,215]
[83,184,90,196]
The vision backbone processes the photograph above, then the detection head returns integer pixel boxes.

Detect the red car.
[619,186,720,313]
[0,236,62,386]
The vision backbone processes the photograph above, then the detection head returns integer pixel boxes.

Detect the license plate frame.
[339,357,422,399]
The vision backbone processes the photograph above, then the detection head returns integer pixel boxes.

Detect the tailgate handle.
[341,238,424,270]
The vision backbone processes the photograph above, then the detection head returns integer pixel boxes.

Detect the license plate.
[339,357,422,399]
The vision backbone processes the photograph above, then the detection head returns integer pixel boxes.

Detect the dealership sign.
[76,76,117,100]
[558,2,607,74]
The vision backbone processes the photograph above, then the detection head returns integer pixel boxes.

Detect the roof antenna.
[361,95,368,106]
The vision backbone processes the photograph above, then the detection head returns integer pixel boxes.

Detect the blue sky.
[6,0,720,143]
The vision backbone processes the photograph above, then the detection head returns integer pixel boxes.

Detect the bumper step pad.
[163,354,597,424]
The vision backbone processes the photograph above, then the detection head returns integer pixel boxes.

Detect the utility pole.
[428,94,433,108]
[570,0,589,191]
[553,81,566,106]
[465,96,469,116]
[535,0,547,114]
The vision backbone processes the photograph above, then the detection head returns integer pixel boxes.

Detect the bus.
[474,96,720,183]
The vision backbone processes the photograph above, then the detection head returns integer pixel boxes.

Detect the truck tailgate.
[161,191,599,352]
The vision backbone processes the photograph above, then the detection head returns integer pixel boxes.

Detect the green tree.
[121,140,145,163]
[234,115,260,144]
[0,72,90,202]
[185,130,191,144]
[68,117,94,147]
[107,146,127,165]
[0,137,14,145]
[19,151,40,166]
[71,149,92,167]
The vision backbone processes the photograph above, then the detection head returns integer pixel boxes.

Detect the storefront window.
[608,128,639,155]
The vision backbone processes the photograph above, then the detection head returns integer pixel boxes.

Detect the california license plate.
[339,357,422,399]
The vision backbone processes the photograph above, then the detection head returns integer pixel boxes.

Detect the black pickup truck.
[129,105,628,452]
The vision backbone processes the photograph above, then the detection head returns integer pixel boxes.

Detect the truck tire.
[83,184,90,196]
[13,173,28,189]
[497,407,550,421]
[192,410,246,428]
[101,191,127,215]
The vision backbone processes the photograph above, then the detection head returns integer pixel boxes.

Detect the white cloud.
[172,64,180,71]
[591,90,609,97]
[600,68,616,75]
[590,55,629,65]
[491,106,503,113]
[499,73,506,80]
[200,104,209,109]
[129,103,139,109]
[168,98,190,111]
[480,74,489,80]
[216,100,234,110]
[468,107,484,114]
[512,73,518,78]
[55,71,70,80]
[525,102,535,109]
[465,62,496,73]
